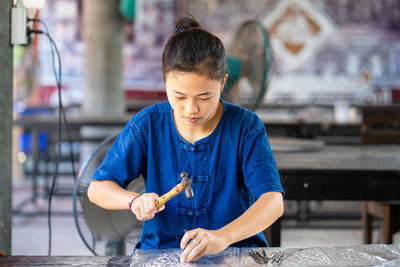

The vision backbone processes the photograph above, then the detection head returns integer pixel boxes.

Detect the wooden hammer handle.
[155,184,184,208]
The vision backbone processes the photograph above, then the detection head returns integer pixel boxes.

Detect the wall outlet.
[11,0,28,45]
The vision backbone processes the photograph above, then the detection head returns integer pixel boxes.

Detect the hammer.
[155,172,194,208]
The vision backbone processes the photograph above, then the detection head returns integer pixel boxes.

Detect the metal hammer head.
[180,172,194,199]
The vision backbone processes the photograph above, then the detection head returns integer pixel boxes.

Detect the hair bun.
[174,14,201,32]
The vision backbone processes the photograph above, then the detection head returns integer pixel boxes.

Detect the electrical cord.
[28,19,77,256]
[30,28,61,256]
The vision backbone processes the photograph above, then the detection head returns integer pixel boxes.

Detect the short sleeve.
[92,121,146,188]
[242,126,284,199]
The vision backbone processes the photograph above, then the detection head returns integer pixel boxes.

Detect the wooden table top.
[275,144,400,171]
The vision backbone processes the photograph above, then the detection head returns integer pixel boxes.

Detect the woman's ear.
[220,74,229,93]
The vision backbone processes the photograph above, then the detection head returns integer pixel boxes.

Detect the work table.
[1,244,400,266]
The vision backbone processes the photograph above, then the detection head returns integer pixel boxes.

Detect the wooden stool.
[362,201,400,244]
[360,106,400,244]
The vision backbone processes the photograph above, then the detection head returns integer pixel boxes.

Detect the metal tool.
[155,172,194,208]
[249,249,285,265]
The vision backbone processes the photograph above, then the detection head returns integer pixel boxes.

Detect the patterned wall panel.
[35,0,400,106]
[180,0,400,105]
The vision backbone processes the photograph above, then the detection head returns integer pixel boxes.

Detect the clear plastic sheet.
[130,244,400,267]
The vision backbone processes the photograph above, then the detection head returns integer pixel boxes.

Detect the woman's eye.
[199,97,211,101]
[175,96,185,100]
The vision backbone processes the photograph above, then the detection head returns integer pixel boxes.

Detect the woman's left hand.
[180,228,231,263]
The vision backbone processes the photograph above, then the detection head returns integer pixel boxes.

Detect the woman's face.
[165,71,227,129]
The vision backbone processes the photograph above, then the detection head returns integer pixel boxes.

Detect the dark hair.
[162,15,226,81]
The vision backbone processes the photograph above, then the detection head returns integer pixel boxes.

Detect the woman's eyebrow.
[173,90,186,95]
[196,92,212,96]
[173,90,212,96]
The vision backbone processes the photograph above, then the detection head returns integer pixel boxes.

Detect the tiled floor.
[11,179,382,256]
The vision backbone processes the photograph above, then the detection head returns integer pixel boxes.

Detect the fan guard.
[73,132,145,255]
[224,19,272,111]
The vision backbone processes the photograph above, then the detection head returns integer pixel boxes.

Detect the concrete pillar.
[81,0,125,161]
[0,0,13,255]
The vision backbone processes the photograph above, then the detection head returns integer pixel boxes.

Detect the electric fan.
[224,19,324,152]
[73,132,145,256]
[224,19,272,111]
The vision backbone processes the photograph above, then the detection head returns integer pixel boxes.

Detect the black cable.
[29,28,60,256]
[29,19,77,255]
[28,21,77,184]
[28,28,59,256]
[29,19,49,35]
[34,21,77,184]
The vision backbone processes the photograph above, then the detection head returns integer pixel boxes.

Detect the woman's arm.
[220,191,283,244]
[180,191,283,262]
[87,180,139,210]
[88,180,164,221]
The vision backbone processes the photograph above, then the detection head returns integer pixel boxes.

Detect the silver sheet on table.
[130,244,400,266]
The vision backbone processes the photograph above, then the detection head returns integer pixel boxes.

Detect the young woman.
[88,15,284,263]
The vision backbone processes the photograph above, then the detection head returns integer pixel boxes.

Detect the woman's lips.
[184,117,199,123]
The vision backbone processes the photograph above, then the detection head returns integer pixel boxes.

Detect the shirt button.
[188,209,194,216]
[190,146,196,152]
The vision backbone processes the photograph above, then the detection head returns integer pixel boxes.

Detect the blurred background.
[6,0,400,256]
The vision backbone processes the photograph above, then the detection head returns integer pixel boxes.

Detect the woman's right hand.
[130,193,165,221]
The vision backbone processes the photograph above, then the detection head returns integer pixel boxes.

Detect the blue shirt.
[92,100,284,249]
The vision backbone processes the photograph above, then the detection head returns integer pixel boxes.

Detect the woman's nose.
[184,99,199,114]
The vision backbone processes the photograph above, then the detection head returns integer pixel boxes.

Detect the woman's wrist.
[128,193,142,210]
[216,227,233,247]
